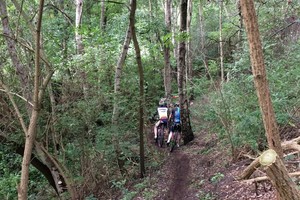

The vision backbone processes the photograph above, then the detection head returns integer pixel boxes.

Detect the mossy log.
[259,149,300,200]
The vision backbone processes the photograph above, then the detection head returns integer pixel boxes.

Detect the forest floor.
[124,101,300,200]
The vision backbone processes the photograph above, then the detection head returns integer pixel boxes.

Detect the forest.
[1,0,300,199]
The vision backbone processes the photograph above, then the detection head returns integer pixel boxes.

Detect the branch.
[0,88,33,107]
[243,171,300,184]
[0,82,28,135]
[44,4,73,25]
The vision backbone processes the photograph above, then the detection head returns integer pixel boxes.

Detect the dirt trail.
[165,152,190,200]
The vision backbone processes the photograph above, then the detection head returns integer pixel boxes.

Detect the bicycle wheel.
[157,125,164,147]
[170,131,177,152]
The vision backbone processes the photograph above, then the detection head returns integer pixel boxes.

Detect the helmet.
[159,98,167,107]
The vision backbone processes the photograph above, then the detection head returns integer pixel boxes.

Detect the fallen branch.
[237,157,260,180]
[243,171,300,184]
[282,136,300,152]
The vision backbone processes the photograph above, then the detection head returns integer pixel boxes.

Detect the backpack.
[174,107,180,123]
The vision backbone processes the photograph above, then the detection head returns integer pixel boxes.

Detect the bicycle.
[157,121,167,148]
[169,123,181,152]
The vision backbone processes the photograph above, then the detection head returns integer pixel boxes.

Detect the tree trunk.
[178,0,194,145]
[18,1,44,199]
[0,0,31,112]
[75,0,87,98]
[163,0,172,98]
[186,0,192,82]
[112,26,132,125]
[100,0,106,30]
[236,0,243,51]
[185,0,193,101]
[75,0,84,54]
[240,0,283,158]
[219,0,224,84]
[259,149,300,200]
[129,0,146,178]
[111,22,132,176]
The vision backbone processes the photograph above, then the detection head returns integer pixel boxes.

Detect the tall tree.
[129,0,146,178]
[178,0,194,144]
[111,19,132,177]
[100,0,106,30]
[2,0,77,197]
[163,0,172,98]
[75,0,88,98]
[219,0,224,83]
[18,0,45,199]
[240,0,283,157]
[186,0,192,82]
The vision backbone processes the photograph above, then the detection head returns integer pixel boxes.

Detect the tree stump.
[259,149,300,200]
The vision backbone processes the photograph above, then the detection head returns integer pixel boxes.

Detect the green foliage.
[198,192,215,200]
[0,147,52,199]
[210,172,224,184]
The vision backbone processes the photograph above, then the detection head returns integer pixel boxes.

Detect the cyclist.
[153,98,169,143]
[167,102,181,147]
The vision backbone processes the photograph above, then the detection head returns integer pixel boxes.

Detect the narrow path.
[165,152,190,200]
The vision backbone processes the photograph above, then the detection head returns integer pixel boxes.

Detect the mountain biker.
[167,102,181,147]
[153,98,169,143]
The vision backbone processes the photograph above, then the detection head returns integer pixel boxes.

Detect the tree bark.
[240,0,283,158]
[178,0,194,144]
[129,0,146,178]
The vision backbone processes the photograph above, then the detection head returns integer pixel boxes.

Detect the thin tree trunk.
[112,26,132,125]
[186,0,192,100]
[173,6,179,59]
[48,83,58,155]
[4,0,75,197]
[18,1,44,199]
[75,0,84,54]
[236,0,243,51]
[240,0,283,158]
[198,2,205,53]
[129,0,145,178]
[219,0,224,84]
[111,18,132,177]
[100,0,106,30]
[163,0,172,98]
[0,0,31,111]
[75,0,87,98]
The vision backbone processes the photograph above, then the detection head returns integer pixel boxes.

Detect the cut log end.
[259,149,277,166]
